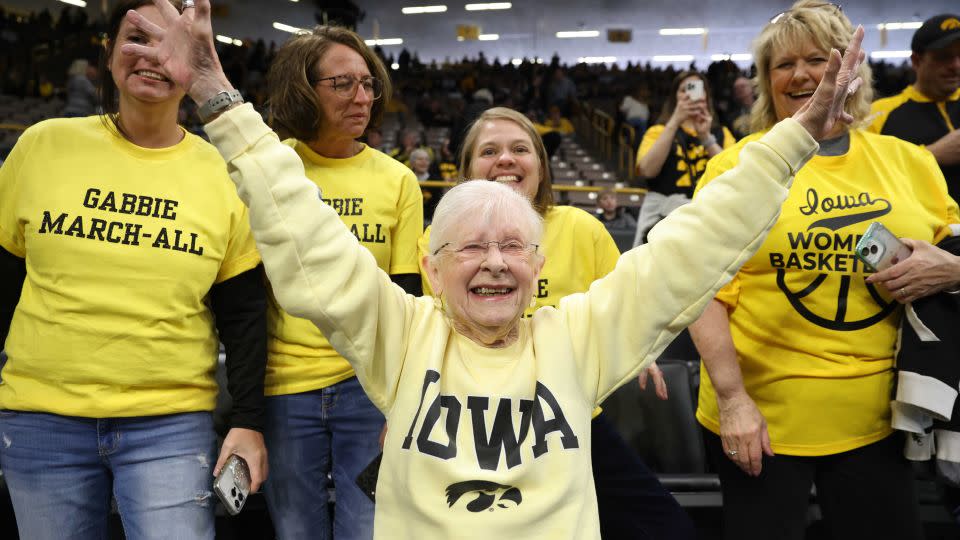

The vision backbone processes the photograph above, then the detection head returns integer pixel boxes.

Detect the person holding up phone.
[632,71,734,246]
[688,3,960,539]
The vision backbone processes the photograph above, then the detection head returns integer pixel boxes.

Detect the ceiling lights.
[273,22,305,34]
[556,30,600,38]
[402,5,448,14]
[659,28,706,36]
[465,3,512,10]
[365,38,405,46]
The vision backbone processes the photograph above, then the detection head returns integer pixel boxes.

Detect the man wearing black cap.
[869,14,960,201]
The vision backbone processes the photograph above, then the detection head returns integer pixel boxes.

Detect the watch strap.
[198,90,244,123]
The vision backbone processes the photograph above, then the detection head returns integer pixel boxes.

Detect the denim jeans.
[0,410,217,540]
[263,376,384,540]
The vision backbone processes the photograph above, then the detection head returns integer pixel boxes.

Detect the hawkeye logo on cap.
[942,18,960,31]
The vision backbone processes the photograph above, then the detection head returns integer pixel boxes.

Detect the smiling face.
[108,4,183,106]
[313,42,373,140]
[768,38,829,121]
[428,208,543,343]
[468,119,542,201]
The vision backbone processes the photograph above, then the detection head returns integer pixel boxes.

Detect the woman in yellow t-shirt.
[261,25,423,540]
[418,107,696,539]
[689,3,960,539]
[0,1,267,538]
[632,70,734,246]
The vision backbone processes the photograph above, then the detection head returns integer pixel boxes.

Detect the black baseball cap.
[911,14,960,53]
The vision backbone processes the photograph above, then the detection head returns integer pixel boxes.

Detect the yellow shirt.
[264,140,423,396]
[637,124,735,196]
[695,129,960,455]
[0,116,260,417]
[206,104,814,539]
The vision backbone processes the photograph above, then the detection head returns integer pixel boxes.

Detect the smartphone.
[355,452,382,503]
[685,79,705,101]
[214,454,251,515]
[855,222,912,272]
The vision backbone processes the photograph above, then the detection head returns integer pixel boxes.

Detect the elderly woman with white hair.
[120,1,866,537]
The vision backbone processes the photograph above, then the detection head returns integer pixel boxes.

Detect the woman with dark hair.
[632,70,735,246]
[0,1,268,538]
[260,24,422,540]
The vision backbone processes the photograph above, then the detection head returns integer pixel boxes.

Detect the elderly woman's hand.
[866,238,960,303]
[792,25,866,141]
[717,392,774,477]
[637,362,668,400]
[119,0,233,105]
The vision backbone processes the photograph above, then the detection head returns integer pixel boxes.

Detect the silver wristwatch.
[197,90,244,123]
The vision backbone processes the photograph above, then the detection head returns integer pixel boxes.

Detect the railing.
[419,180,647,196]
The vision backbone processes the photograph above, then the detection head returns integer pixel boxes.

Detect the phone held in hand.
[685,79,705,102]
[214,454,251,515]
[854,222,912,272]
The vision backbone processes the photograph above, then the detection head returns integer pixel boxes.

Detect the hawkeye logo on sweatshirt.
[445,481,522,512]
[401,369,580,470]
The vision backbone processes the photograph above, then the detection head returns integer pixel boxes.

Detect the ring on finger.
[899,287,907,298]
[727,449,738,456]
[183,0,196,8]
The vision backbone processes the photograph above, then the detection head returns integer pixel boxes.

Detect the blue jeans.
[264,376,384,540]
[0,410,217,540]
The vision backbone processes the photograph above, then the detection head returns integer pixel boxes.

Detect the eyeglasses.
[314,75,383,100]
[770,2,842,24]
[433,240,540,260]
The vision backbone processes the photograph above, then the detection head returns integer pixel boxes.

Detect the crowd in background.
[0,5,915,138]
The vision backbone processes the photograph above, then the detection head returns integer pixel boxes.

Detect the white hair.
[428,180,544,256]
[410,148,430,162]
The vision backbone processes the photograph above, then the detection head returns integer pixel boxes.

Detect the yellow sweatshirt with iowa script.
[205,104,816,539]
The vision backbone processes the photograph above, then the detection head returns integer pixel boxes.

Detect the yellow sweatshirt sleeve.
[205,104,417,410]
[555,118,818,404]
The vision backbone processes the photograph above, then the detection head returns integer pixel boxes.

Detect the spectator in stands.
[62,58,97,117]
[596,189,636,232]
[262,23,423,540]
[689,4,960,539]
[418,106,695,539]
[133,4,870,536]
[409,147,433,180]
[727,76,755,139]
[0,1,268,538]
[868,14,960,202]
[632,70,735,246]
[619,84,651,139]
[537,104,575,135]
[547,66,577,116]
[389,127,433,167]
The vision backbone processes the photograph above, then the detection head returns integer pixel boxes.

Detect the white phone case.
[213,455,251,516]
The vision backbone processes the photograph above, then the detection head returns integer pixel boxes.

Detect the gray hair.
[410,148,430,162]
[428,180,544,257]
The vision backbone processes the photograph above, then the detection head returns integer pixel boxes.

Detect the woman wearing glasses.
[417,107,694,538]
[121,0,865,536]
[261,26,423,540]
[690,2,958,538]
